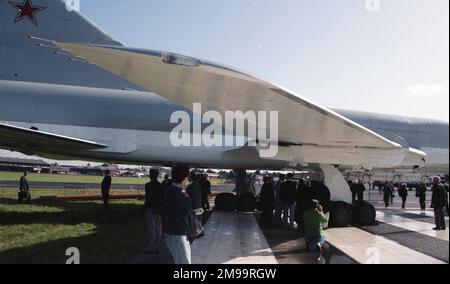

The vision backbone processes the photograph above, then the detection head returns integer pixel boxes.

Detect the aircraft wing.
[55,43,407,167]
[0,123,107,152]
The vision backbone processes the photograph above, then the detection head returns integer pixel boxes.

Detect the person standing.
[162,166,193,264]
[101,170,112,210]
[431,177,447,231]
[383,182,394,208]
[143,169,164,254]
[259,176,275,227]
[162,174,172,189]
[186,172,204,240]
[281,173,297,229]
[356,181,366,202]
[398,183,408,209]
[296,179,312,232]
[444,183,449,215]
[274,174,285,227]
[199,174,212,210]
[18,171,31,204]
[416,182,427,211]
[348,180,357,203]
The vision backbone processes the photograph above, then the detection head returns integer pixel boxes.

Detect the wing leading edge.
[55,43,399,149]
[54,43,418,168]
[0,123,107,153]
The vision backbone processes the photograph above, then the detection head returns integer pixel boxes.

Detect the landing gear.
[352,201,376,226]
[320,165,376,228]
[214,169,257,212]
[329,201,352,227]
[214,193,238,212]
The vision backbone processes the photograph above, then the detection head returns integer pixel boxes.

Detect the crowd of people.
[258,173,331,262]
[377,180,449,216]
[15,169,448,263]
[141,166,211,264]
[259,173,332,230]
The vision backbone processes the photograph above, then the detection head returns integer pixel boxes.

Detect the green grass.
[0,191,147,264]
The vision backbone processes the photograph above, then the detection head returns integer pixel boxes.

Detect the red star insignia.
[9,0,46,26]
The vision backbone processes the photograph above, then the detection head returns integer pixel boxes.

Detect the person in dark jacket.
[356,181,366,202]
[348,180,357,203]
[416,182,427,211]
[18,171,31,204]
[274,174,285,227]
[383,182,394,208]
[431,177,447,230]
[101,170,112,210]
[162,165,192,264]
[398,183,408,209]
[143,169,164,254]
[199,174,212,210]
[162,174,172,189]
[281,173,297,229]
[186,172,204,239]
[259,176,275,227]
[296,179,312,232]
[444,183,449,215]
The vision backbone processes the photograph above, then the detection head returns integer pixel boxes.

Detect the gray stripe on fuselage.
[334,109,449,150]
[0,80,223,133]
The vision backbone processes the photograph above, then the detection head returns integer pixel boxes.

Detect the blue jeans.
[164,234,191,264]
[305,235,326,251]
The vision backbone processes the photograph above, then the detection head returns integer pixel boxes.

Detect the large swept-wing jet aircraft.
[1,0,448,214]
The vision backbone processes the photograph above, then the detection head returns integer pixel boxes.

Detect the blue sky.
[80,0,449,121]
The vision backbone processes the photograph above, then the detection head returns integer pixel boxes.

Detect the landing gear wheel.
[214,193,238,212]
[352,201,376,226]
[237,194,257,212]
[329,201,352,228]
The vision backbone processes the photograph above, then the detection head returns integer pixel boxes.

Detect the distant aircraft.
[0,0,448,222]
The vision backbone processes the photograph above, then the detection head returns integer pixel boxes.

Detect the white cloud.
[403,84,448,98]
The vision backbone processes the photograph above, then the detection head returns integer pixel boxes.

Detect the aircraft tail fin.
[0,0,143,89]
[0,0,121,45]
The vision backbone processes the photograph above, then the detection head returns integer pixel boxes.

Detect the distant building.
[0,157,51,173]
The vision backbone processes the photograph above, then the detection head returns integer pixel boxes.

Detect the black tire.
[352,201,376,226]
[214,193,238,212]
[329,201,352,228]
[237,194,258,212]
